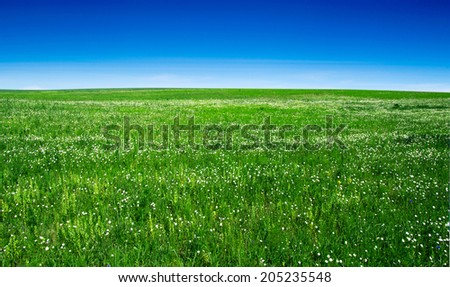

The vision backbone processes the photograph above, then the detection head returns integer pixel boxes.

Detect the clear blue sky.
[1,0,449,91]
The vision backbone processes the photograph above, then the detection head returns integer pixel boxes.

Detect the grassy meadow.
[1,89,449,266]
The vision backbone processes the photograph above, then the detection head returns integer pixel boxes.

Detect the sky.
[0,0,449,91]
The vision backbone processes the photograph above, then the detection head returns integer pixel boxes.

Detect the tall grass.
[1,89,449,266]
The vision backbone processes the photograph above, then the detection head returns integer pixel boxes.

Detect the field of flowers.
[1,89,449,266]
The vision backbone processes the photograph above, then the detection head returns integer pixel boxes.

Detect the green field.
[1,89,449,266]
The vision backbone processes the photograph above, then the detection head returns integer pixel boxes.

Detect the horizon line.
[1,87,449,93]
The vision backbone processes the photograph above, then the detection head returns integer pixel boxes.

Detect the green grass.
[1,88,449,266]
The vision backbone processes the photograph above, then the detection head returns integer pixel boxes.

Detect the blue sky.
[1,0,449,91]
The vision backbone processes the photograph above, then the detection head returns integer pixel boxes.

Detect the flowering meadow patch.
[1,89,449,266]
